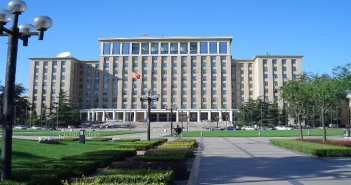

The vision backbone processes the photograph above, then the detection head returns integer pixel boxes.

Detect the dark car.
[226,126,237,130]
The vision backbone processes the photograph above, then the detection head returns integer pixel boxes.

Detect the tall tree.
[279,74,311,139]
[52,90,80,128]
[310,74,347,141]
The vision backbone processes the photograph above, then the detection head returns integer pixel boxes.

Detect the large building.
[28,36,302,123]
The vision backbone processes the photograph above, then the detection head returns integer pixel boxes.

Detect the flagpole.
[130,75,133,130]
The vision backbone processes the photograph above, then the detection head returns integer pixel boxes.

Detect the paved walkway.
[188,137,351,185]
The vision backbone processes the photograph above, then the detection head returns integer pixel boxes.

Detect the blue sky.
[0,0,350,88]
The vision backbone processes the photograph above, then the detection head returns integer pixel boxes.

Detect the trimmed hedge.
[117,143,153,150]
[58,138,79,141]
[134,155,187,163]
[158,143,194,149]
[61,154,115,167]
[113,138,140,142]
[87,138,112,141]
[99,148,137,157]
[0,181,28,185]
[270,139,351,157]
[93,169,175,184]
[12,168,72,185]
[145,150,188,157]
[147,148,194,158]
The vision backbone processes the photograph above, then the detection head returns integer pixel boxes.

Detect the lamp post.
[140,90,159,140]
[166,104,177,136]
[346,94,351,137]
[0,0,52,180]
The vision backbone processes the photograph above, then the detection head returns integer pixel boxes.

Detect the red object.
[132,72,141,79]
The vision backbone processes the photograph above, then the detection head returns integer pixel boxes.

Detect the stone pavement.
[187,137,351,185]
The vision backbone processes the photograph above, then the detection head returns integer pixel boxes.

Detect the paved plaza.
[188,137,351,185]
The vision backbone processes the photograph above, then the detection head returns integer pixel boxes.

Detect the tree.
[279,74,312,139]
[0,83,30,126]
[310,74,347,141]
[52,90,80,127]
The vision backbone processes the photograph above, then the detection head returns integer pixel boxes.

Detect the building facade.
[28,37,302,122]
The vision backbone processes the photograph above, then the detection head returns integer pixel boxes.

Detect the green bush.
[61,155,115,167]
[0,181,28,185]
[113,138,140,142]
[158,143,194,149]
[83,150,127,160]
[12,168,72,185]
[93,169,175,184]
[147,148,194,158]
[175,139,197,143]
[87,138,112,141]
[117,143,153,150]
[58,138,79,141]
[270,139,351,157]
[134,155,187,163]
[99,148,137,157]
[144,150,188,157]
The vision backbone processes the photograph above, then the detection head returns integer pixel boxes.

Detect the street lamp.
[346,94,351,137]
[0,0,52,180]
[166,104,177,136]
[139,90,159,141]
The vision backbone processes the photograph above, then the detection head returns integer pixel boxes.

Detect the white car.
[14,125,27,130]
[242,126,256,130]
[31,126,42,130]
[275,126,294,130]
[285,126,294,130]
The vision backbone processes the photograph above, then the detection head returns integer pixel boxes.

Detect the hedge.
[117,143,153,150]
[134,155,187,163]
[0,181,28,185]
[144,150,188,157]
[98,148,137,157]
[61,154,115,167]
[12,168,72,185]
[270,139,351,157]
[93,169,175,184]
[113,138,140,142]
[147,148,194,158]
[87,138,112,141]
[158,143,194,149]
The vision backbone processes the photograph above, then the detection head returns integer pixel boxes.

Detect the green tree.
[310,74,347,141]
[52,90,80,128]
[0,83,30,126]
[279,74,312,139]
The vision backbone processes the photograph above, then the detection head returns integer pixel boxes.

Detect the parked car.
[226,126,238,130]
[285,126,294,130]
[242,126,256,130]
[201,120,212,122]
[206,126,224,130]
[261,126,276,130]
[30,126,42,130]
[275,126,294,130]
[14,125,27,130]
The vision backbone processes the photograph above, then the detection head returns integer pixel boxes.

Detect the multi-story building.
[28,36,302,123]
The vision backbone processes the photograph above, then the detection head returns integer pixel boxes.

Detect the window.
[264,74,268,78]
[283,67,287,71]
[161,43,169,54]
[170,43,178,54]
[219,42,227,54]
[283,74,287,78]
[293,67,297,71]
[272,59,277,64]
[122,43,130,54]
[264,67,268,72]
[112,43,120,54]
[132,43,139,54]
[190,42,197,54]
[44,68,48,73]
[209,42,217,54]
[282,59,286,64]
[141,43,149,54]
[292,59,296,64]
[273,67,277,71]
[180,43,188,54]
[200,42,208,54]
[151,43,158,54]
[263,59,267,65]
[103,43,111,55]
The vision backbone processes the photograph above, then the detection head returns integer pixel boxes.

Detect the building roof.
[252,55,303,60]
[98,36,233,43]
[29,57,80,61]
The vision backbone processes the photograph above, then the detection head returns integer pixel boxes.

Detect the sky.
[0,0,350,89]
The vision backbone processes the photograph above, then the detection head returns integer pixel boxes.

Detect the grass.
[1,139,121,166]
[167,129,344,137]
[270,139,351,157]
[12,130,143,137]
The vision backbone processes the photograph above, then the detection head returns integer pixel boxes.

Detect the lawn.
[170,129,344,137]
[2,139,120,166]
[12,130,143,137]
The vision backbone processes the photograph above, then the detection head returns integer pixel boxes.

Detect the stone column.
[92,110,95,121]
[176,110,179,122]
[87,111,91,121]
[230,111,233,122]
[156,113,160,122]
[113,111,116,120]
[219,111,222,122]
[123,111,126,122]
[133,111,137,123]
[197,111,201,122]
[208,111,211,121]
[187,111,190,122]
[144,111,147,120]
[102,111,106,121]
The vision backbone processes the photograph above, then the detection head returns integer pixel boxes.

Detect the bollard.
[79,130,86,144]
[259,132,261,137]
[308,131,310,136]
[201,132,203,137]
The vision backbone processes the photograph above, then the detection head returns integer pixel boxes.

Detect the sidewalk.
[188,137,351,185]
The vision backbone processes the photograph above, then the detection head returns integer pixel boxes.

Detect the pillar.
[167,113,170,122]
[197,111,201,122]
[208,111,211,121]
[156,113,160,122]
[123,111,126,122]
[230,111,233,122]
[219,111,222,122]
[144,111,147,120]
[102,111,106,121]
[187,111,190,122]
[176,111,179,122]
[87,111,91,121]
[133,111,137,123]
[92,110,95,121]
[113,111,116,120]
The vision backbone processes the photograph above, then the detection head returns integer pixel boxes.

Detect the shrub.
[144,150,188,157]
[134,155,187,163]
[175,139,198,147]
[158,143,194,149]
[0,181,28,185]
[99,148,137,157]
[136,140,163,147]
[83,151,127,161]
[58,138,79,141]
[109,161,189,180]
[270,139,351,157]
[147,148,194,158]
[113,138,140,142]
[87,138,112,141]
[93,169,175,184]
[61,155,115,167]
[117,143,153,150]
[12,168,72,185]
[297,139,351,148]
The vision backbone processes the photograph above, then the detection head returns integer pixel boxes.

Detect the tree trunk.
[322,107,326,142]
[297,115,303,139]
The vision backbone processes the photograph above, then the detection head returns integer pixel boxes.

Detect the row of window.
[102,42,228,55]
[35,61,66,66]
